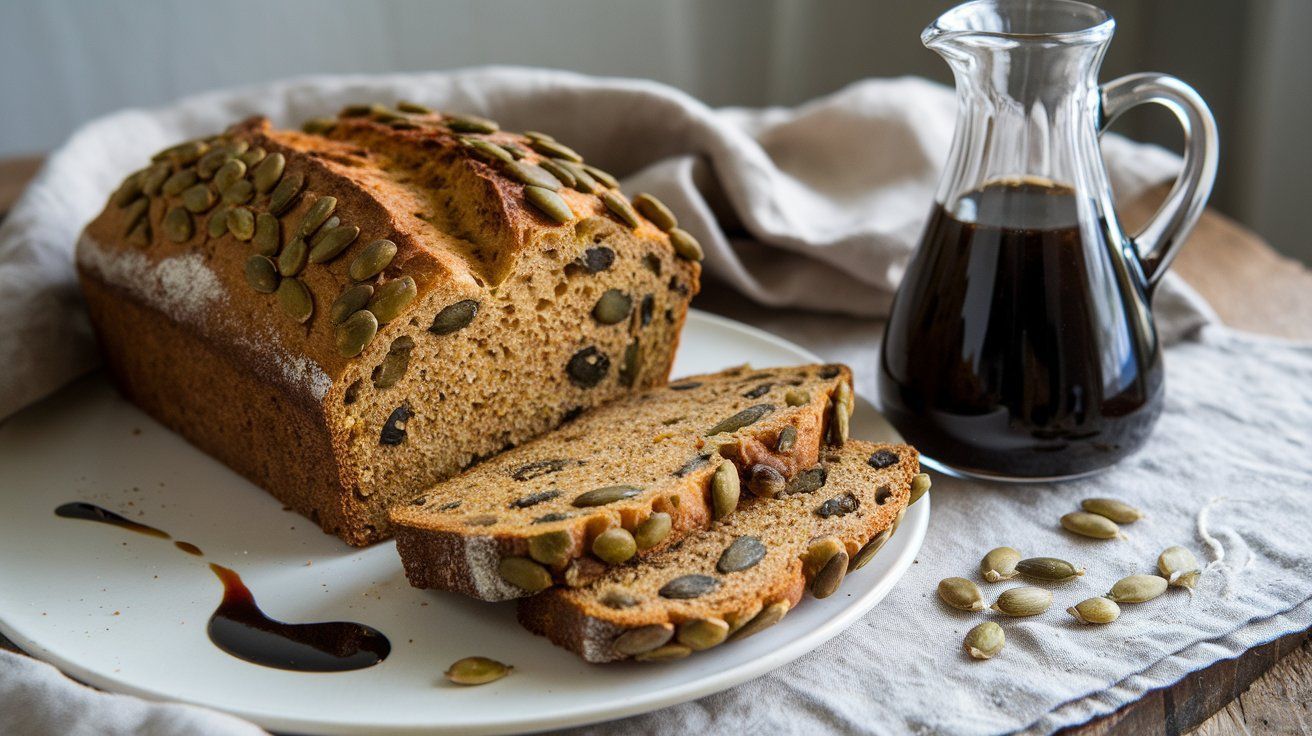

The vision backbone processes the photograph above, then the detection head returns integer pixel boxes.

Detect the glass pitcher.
[878,0,1218,481]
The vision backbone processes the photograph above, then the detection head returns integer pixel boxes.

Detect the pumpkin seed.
[444,656,511,685]
[332,285,375,325]
[206,207,230,238]
[786,466,827,494]
[938,577,987,611]
[665,227,703,262]
[559,160,598,193]
[1061,511,1123,540]
[566,346,609,387]
[160,140,207,166]
[335,309,378,357]
[618,338,641,388]
[126,218,151,246]
[632,193,678,231]
[276,278,313,323]
[268,171,305,215]
[161,169,198,198]
[443,114,499,134]
[196,149,233,180]
[219,207,251,242]
[991,586,1053,616]
[372,336,414,388]
[1158,546,1200,589]
[244,255,279,293]
[141,163,170,196]
[592,528,637,564]
[302,117,336,134]
[524,185,574,223]
[600,589,639,609]
[849,528,891,572]
[498,556,552,593]
[1081,498,1144,524]
[121,197,149,236]
[528,530,573,567]
[221,179,254,205]
[812,548,849,598]
[178,184,213,213]
[1068,596,1121,624]
[634,512,671,551]
[538,159,577,188]
[601,191,641,228]
[963,622,1005,660]
[238,146,266,167]
[677,618,729,651]
[252,213,279,255]
[213,159,247,192]
[112,170,145,207]
[162,206,193,242]
[909,473,932,505]
[660,574,720,599]
[307,224,360,264]
[348,239,397,281]
[635,644,692,662]
[298,196,337,237]
[717,536,766,574]
[252,152,285,193]
[397,100,432,114]
[524,130,555,142]
[573,485,641,508]
[710,461,740,520]
[707,403,774,436]
[981,546,1021,582]
[784,388,810,407]
[1107,574,1168,603]
[613,624,673,656]
[1016,557,1086,582]
[529,137,582,162]
[504,161,562,190]
[339,104,373,118]
[802,537,844,579]
[367,276,417,323]
[461,137,514,164]
[776,426,797,452]
[278,236,308,276]
[747,464,786,499]
[815,492,859,518]
[429,299,479,335]
[728,600,788,641]
[592,289,631,324]
[830,381,853,445]
[583,163,619,188]
[502,142,529,160]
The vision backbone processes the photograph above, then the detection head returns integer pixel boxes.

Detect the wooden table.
[1,157,1308,734]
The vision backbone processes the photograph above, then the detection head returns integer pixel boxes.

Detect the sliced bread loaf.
[517,440,919,662]
[391,363,854,601]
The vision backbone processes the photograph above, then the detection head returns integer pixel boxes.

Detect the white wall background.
[0,0,1307,262]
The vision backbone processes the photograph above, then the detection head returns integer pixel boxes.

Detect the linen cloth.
[0,67,1308,736]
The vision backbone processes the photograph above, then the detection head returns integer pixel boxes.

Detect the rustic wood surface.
[1,160,1309,734]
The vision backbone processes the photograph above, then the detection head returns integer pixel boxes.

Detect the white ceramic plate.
[0,309,928,735]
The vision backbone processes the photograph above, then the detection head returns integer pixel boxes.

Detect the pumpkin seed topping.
[162,206,193,243]
[538,159,577,188]
[367,276,417,324]
[677,618,729,651]
[614,624,673,656]
[582,163,619,188]
[559,160,598,193]
[206,207,230,239]
[430,299,479,335]
[991,586,1053,617]
[238,146,266,168]
[634,512,672,550]
[659,574,720,599]
[301,117,336,135]
[121,197,149,236]
[729,600,788,641]
[444,114,499,134]
[964,622,1005,660]
[308,224,360,264]
[710,461,740,520]
[213,159,246,192]
[268,171,306,215]
[1061,511,1123,539]
[243,255,279,294]
[981,546,1021,582]
[141,163,170,196]
[349,239,397,281]
[277,236,308,276]
[717,536,767,573]
[812,548,849,599]
[1068,596,1121,624]
[1107,574,1168,603]
[335,309,378,357]
[498,557,552,593]
[252,152,286,194]
[196,149,233,180]
[445,656,511,686]
[529,137,582,162]
[276,278,313,323]
[668,227,704,261]
[938,577,987,611]
[632,193,678,231]
[592,527,637,564]
[505,161,562,190]
[524,185,574,223]
[396,100,432,114]
[573,485,642,508]
[252,212,279,255]
[592,289,632,324]
[1158,545,1201,589]
[528,530,573,567]
[1081,498,1144,524]
[601,191,641,228]
[297,196,338,237]
[461,137,515,164]
[221,179,254,205]
[524,130,555,142]
[1015,557,1086,582]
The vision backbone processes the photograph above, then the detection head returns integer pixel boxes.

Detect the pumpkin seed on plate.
[444,656,511,686]
[162,206,193,242]
[1081,498,1143,524]
[335,309,378,357]
[613,624,673,656]
[991,586,1052,616]
[1158,545,1201,589]
[909,473,932,505]
[634,512,672,550]
[632,193,678,231]
[1107,574,1168,603]
[710,461,740,520]
[677,618,729,651]
[601,191,641,228]
[349,239,397,281]
[243,255,279,293]
[528,530,573,567]
[498,556,552,593]
[524,185,573,224]
[963,621,1005,660]
[252,212,279,255]
[277,236,307,276]
[669,227,704,261]
[367,276,417,323]
[276,278,313,323]
[331,284,375,325]
[728,600,788,641]
[1061,511,1123,540]
[938,577,987,611]
[252,152,285,193]
[812,548,849,598]
[981,546,1021,582]
[1015,557,1086,582]
[1068,596,1121,624]
[592,528,637,564]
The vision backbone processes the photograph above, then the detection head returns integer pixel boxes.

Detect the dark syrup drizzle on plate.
[55,502,390,673]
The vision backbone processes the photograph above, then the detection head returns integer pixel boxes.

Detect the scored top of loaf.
[77,103,702,400]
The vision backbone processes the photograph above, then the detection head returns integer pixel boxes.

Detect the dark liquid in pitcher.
[878,180,1163,478]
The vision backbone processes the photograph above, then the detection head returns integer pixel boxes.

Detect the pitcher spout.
[923,0,1114,56]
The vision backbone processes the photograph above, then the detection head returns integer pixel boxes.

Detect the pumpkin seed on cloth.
[938,577,986,611]
[991,586,1052,616]
[1081,498,1144,524]
[981,546,1021,582]
[1068,597,1121,624]
[1107,574,1168,603]
[445,656,511,686]
[1158,546,1201,589]
[964,622,1005,660]
[1015,557,1085,582]
[1061,511,1123,539]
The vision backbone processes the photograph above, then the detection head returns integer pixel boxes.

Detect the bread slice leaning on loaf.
[518,440,917,663]
[76,104,700,545]
[391,363,855,602]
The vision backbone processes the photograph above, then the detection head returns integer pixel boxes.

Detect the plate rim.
[0,308,928,735]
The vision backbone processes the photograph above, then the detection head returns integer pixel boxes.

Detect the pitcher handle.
[1098,73,1219,289]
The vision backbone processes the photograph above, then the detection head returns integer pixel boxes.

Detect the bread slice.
[517,440,918,662]
[391,363,854,601]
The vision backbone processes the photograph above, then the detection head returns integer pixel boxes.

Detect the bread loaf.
[391,363,854,601]
[76,103,701,545]
[518,440,918,662]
